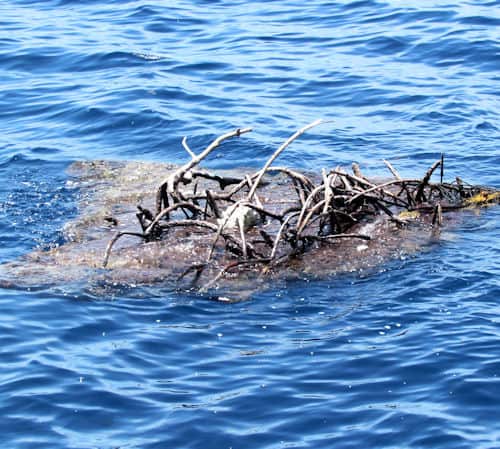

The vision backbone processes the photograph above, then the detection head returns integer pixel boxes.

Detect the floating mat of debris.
[0,121,498,300]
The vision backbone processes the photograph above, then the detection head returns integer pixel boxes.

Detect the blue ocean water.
[1,1,499,447]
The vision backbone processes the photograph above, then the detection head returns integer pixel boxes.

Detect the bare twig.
[270,211,300,260]
[181,136,196,159]
[297,199,326,236]
[145,202,206,236]
[103,231,147,268]
[247,119,323,201]
[156,127,252,213]
[201,258,272,292]
[347,179,421,205]
[207,201,242,261]
[383,159,402,180]
[304,233,371,243]
[415,160,441,203]
[352,162,364,179]
[440,153,444,184]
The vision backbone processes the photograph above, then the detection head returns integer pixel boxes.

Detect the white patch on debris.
[218,205,262,231]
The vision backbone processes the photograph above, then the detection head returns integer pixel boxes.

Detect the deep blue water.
[1,1,499,448]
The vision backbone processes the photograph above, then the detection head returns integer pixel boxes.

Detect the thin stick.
[323,169,340,233]
[206,189,221,219]
[331,170,375,189]
[270,166,315,191]
[300,209,358,232]
[171,127,252,189]
[156,128,252,213]
[340,171,353,191]
[247,119,323,201]
[270,211,300,260]
[304,233,371,242]
[103,231,146,268]
[440,153,444,184]
[201,258,272,292]
[295,184,325,232]
[145,202,206,235]
[297,199,326,236]
[259,229,275,248]
[347,179,421,204]
[322,169,332,215]
[415,160,441,203]
[383,159,402,180]
[192,170,244,190]
[177,263,207,283]
[181,136,196,159]
[157,219,219,233]
[268,167,314,206]
[243,202,283,222]
[238,215,248,259]
[206,201,242,261]
[352,162,364,179]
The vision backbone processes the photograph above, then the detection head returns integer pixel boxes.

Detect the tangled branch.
[102,121,500,289]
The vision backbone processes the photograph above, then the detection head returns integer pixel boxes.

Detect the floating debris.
[102,120,499,292]
[0,121,498,299]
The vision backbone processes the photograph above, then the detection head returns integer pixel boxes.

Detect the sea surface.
[1,1,499,448]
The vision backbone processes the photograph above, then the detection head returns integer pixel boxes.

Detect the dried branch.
[247,119,323,201]
[181,136,196,159]
[415,160,441,203]
[103,231,146,268]
[156,127,252,213]
[383,159,402,180]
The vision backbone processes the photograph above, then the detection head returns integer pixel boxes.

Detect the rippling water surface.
[1,1,499,448]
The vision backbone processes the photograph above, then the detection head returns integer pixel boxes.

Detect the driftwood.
[101,121,500,292]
